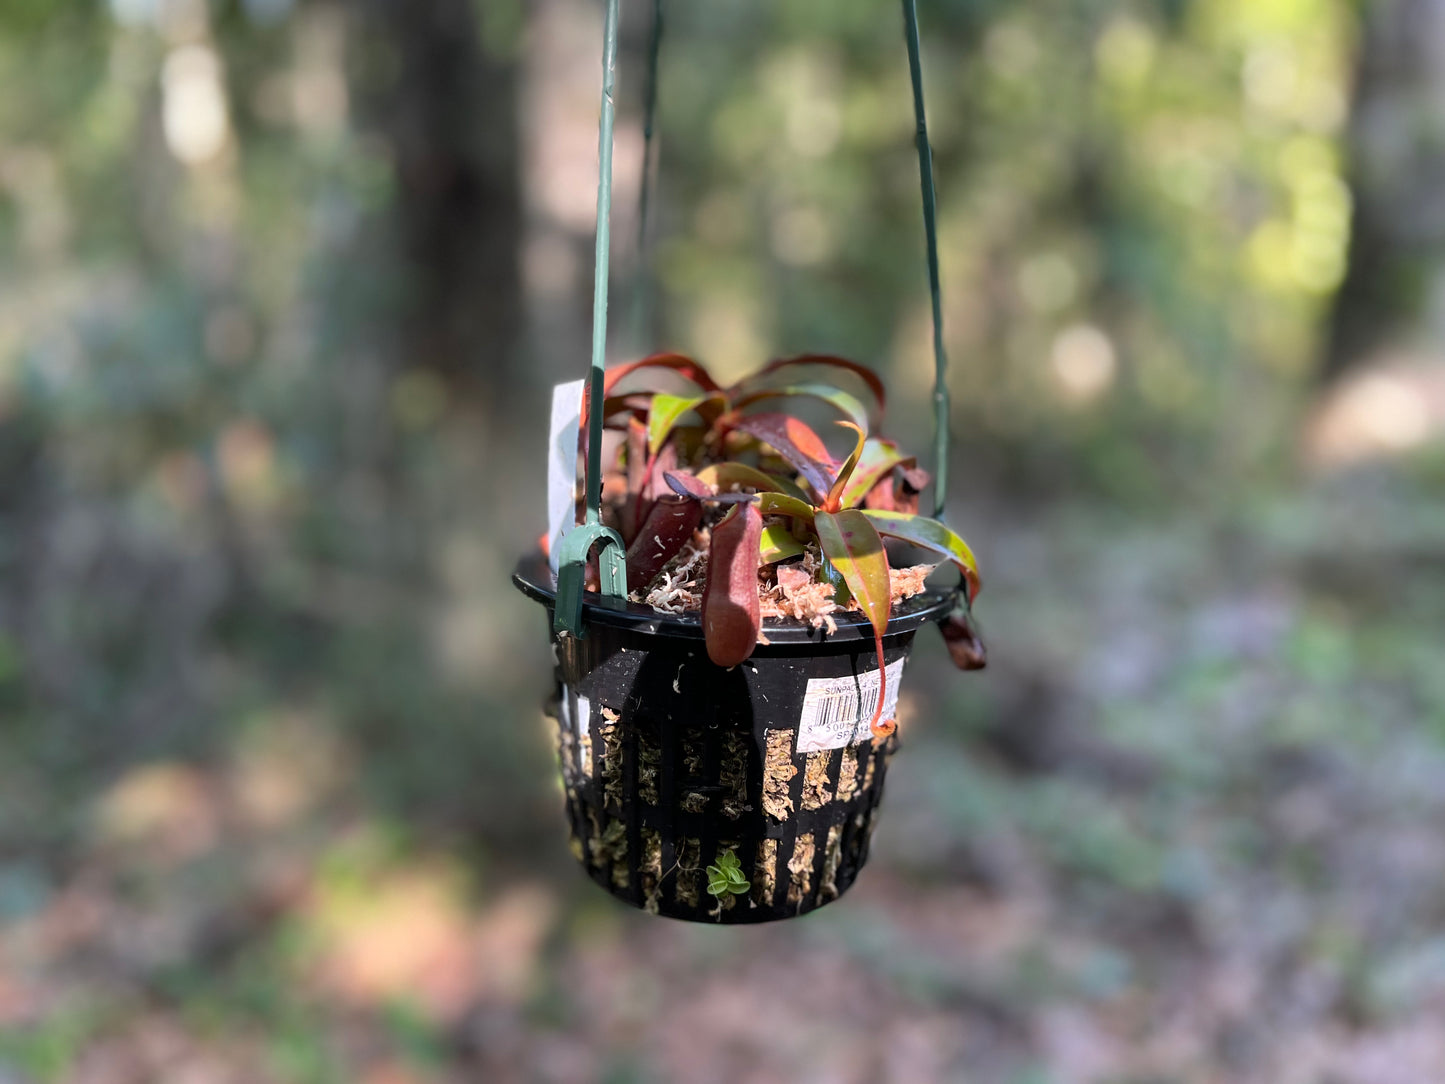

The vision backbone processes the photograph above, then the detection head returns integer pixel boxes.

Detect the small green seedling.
[705,849,750,898]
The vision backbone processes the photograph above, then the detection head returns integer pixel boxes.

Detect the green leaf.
[733,383,870,433]
[823,421,868,512]
[839,438,914,510]
[859,510,981,601]
[819,549,852,606]
[707,865,750,896]
[705,850,750,897]
[647,393,719,456]
[760,524,807,564]
[815,510,895,738]
[814,511,891,642]
[695,462,808,501]
[755,492,817,521]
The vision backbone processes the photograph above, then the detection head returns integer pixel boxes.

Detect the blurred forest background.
[2,0,1445,1081]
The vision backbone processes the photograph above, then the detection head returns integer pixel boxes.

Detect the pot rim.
[513,552,955,644]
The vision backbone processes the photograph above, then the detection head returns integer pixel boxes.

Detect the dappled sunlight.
[92,762,221,866]
[295,850,558,1021]
[1306,356,1445,467]
[1049,324,1117,403]
[229,712,346,830]
[161,45,230,166]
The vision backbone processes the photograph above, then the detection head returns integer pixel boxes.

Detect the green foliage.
[622,357,979,673]
[705,849,751,897]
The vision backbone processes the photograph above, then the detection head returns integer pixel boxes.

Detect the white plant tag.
[547,379,586,574]
[574,693,592,742]
[560,685,591,737]
[560,686,592,775]
[796,658,905,753]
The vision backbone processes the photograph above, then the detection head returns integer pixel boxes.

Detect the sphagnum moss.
[763,729,797,820]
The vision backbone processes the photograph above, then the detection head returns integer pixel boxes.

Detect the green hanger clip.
[554,0,627,638]
[553,518,627,638]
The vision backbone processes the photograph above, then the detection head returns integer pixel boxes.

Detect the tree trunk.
[358,0,523,402]
[1324,0,1445,380]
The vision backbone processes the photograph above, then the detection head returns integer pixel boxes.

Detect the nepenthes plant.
[548,352,985,739]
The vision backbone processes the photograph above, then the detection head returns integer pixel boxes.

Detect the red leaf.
[605,352,722,395]
[864,466,930,514]
[862,475,900,513]
[621,417,648,542]
[730,413,839,500]
[625,496,703,587]
[580,353,721,431]
[642,441,679,504]
[600,393,654,425]
[733,355,886,420]
[661,469,714,500]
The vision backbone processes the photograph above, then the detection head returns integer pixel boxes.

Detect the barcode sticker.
[796,658,905,752]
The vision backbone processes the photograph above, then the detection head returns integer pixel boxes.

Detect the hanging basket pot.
[518,0,982,923]
[515,554,956,922]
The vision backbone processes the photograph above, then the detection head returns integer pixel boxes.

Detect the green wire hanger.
[555,0,951,637]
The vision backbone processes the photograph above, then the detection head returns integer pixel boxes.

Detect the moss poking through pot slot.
[590,815,627,881]
[836,746,860,803]
[846,810,870,868]
[682,736,704,779]
[675,837,702,907]
[862,733,897,796]
[753,838,778,907]
[599,709,623,810]
[819,824,844,901]
[680,791,709,813]
[719,730,751,819]
[801,749,834,810]
[558,716,588,790]
[763,729,797,820]
[640,828,663,914]
[637,730,661,805]
[787,831,817,908]
[578,728,593,781]
[585,810,603,870]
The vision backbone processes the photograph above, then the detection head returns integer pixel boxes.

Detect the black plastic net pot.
[514,554,953,923]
